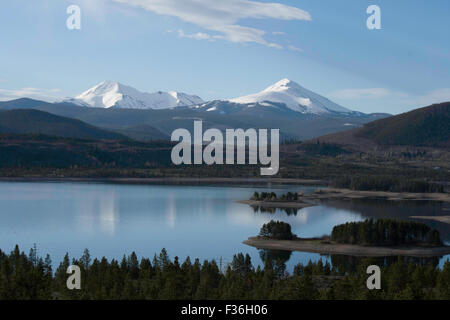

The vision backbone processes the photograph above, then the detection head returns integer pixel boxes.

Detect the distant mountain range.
[0,99,447,175]
[0,78,396,140]
[64,78,358,115]
[0,97,388,141]
[311,102,450,149]
[66,80,204,109]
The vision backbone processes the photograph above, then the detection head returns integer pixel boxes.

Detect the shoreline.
[237,187,450,210]
[243,236,450,257]
[302,188,450,203]
[0,176,325,186]
[411,216,450,224]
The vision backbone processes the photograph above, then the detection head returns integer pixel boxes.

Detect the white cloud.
[0,87,62,102]
[113,0,311,48]
[178,29,212,41]
[288,45,303,53]
[272,31,285,35]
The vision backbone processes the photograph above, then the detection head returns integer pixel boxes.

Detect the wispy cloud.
[288,45,303,53]
[0,87,62,102]
[178,29,213,41]
[113,0,311,48]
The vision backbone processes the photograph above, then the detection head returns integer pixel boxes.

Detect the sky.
[0,0,449,114]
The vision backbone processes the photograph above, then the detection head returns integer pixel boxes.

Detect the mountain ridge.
[68,80,204,109]
[0,97,389,141]
[0,77,394,142]
[65,78,356,115]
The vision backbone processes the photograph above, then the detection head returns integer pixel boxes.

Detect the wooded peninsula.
[244,219,450,257]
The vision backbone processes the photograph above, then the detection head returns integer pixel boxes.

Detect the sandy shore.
[303,188,450,203]
[0,177,325,185]
[243,237,450,257]
[237,200,315,209]
[411,216,450,224]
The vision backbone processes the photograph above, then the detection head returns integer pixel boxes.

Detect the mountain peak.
[91,80,121,91]
[263,78,303,93]
[99,80,118,86]
[72,81,204,109]
[229,79,352,114]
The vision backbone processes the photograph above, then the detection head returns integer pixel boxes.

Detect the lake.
[0,181,448,271]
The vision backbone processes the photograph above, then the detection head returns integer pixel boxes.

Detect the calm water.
[0,182,448,270]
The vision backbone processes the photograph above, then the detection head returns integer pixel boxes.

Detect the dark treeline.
[331,175,444,193]
[0,245,449,300]
[0,134,173,170]
[302,142,350,157]
[251,192,299,202]
[331,219,443,246]
[329,254,442,275]
[282,138,303,145]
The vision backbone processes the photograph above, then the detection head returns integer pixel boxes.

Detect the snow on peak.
[229,79,352,114]
[71,81,204,109]
[263,78,298,92]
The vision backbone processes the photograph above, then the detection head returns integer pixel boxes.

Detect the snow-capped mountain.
[228,78,352,115]
[69,81,204,109]
[68,78,355,116]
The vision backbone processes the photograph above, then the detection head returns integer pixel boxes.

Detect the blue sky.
[0,0,449,114]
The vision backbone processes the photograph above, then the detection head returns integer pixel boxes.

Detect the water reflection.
[259,249,292,277]
[76,188,119,235]
[166,192,177,229]
[259,248,445,274]
[252,206,301,216]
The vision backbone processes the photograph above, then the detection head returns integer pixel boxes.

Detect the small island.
[237,191,315,209]
[244,219,450,257]
[238,187,450,214]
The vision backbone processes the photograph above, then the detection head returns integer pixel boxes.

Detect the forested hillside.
[355,102,450,147]
[0,109,127,140]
